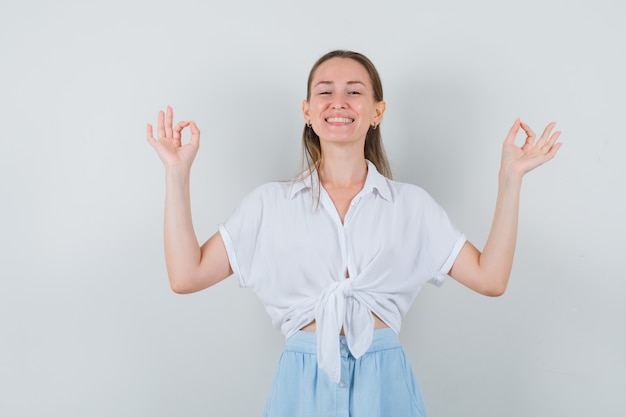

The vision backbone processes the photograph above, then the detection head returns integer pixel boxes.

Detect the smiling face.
[303,57,386,149]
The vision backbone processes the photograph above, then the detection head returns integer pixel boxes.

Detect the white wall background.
[1,1,624,416]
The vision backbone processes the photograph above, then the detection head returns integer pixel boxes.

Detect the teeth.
[326,117,353,123]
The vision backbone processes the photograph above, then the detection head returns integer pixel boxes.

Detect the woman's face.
[303,57,385,148]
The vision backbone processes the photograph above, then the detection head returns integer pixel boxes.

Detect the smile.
[325,117,354,124]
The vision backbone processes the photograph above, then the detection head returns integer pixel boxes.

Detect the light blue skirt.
[263,328,428,417]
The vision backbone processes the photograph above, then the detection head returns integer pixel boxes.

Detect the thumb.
[146,123,157,148]
[503,118,521,146]
[189,120,201,148]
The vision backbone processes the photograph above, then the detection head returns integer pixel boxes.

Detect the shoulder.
[235,180,298,209]
[225,181,294,225]
[386,178,435,203]
[247,180,296,199]
[383,178,448,219]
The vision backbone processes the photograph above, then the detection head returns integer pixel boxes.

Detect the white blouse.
[219,160,466,383]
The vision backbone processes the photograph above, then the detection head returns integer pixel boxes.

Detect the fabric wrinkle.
[219,160,467,383]
[314,276,375,383]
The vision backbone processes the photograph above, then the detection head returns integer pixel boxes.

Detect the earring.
[371,123,378,130]
[307,121,312,128]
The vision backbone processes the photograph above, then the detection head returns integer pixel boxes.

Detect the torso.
[300,173,392,334]
[321,168,366,224]
[222,164,464,341]
[300,314,389,333]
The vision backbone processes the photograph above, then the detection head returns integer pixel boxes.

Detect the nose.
[331,97,346,109]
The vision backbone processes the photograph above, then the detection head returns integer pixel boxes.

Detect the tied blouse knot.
[315,273,377,383]
[219,161,466,383]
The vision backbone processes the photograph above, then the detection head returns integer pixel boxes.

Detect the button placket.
[340,336,348,356]
[338,336,350,391]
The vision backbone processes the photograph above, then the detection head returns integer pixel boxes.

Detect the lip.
[325,116,355,124]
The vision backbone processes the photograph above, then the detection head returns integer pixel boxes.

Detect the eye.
[319,91,331,95]
[348,90,361,95]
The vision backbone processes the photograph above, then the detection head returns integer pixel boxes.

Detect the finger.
[157,110,165,139]
[146,123,157,146]
[548,130,562,147]
[543,130,562,154]
[189,120,201,147]
[504,118,521,145]
[165,106,174,138]
[520,121,536,147]
[547,141,562,159]
[536,122,557,153]
[173,121,190,141]
[538,122,556,142]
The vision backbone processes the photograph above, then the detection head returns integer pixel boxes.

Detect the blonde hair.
[301,50,392,179]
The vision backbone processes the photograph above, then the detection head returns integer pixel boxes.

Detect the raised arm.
[449,119,561,296]
[147,106,232,294]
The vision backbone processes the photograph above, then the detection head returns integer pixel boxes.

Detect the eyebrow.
[314,81,367,87]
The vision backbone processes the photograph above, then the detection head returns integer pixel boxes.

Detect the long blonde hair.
[301,50,393,179]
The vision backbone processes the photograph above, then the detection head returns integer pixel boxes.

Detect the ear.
[373,100,386,125]
[302,99,310,124]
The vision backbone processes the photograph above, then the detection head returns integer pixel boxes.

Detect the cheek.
[313,102,329,115]
[354,103,374,119]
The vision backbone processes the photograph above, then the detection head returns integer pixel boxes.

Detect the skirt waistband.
[285,328,399,355]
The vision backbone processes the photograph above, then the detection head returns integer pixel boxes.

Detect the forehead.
[311,57,371,85]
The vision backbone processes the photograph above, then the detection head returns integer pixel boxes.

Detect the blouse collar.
[289,160,392,202]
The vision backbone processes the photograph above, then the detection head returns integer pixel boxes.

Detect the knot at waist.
[314,278,374,383]
[339,279,354,297]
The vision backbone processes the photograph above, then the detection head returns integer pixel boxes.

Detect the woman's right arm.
[147,106,233,294]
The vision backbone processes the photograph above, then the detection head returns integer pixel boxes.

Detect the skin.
[146,57,561,322]
[302,58,385,224]
[146,111,232,294]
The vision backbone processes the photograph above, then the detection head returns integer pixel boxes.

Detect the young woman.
[147,50,561,417]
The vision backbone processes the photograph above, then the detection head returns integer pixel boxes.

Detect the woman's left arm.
[449,119,562,296]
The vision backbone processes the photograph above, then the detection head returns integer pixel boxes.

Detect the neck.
[318,151,367,188]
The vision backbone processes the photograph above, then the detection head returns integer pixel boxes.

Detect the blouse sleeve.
[218,186,265,288]
[417,190,467,287]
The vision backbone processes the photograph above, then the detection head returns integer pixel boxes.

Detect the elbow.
[168,270,220,294]
[169,280,190,294]
[170,282,189,294]
[484,285,507,297]
[482,279,508,297]
[168,274,197,294]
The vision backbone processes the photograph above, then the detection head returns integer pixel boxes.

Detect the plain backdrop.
[1,1,625,416]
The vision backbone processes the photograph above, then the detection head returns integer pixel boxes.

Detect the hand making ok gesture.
[147,106,201,171]
[500,119,562,178]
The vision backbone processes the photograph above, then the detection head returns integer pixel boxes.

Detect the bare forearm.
[163,168,202,291]
[477,170,524,294]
